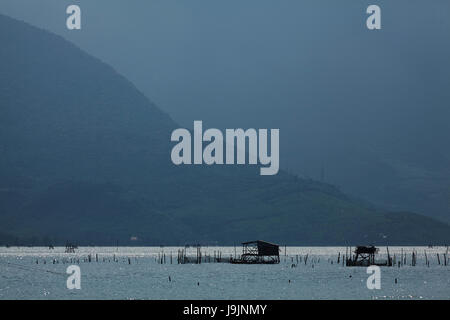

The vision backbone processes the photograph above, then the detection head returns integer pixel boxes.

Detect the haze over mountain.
[1,1,448,223]
[0,13,449,246]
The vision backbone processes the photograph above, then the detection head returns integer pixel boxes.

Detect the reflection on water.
[0,246,449,300]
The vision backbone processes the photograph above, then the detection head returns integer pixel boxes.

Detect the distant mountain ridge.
[0,14,449,246]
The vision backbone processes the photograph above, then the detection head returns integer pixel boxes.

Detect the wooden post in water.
[386,247,391,266]
[349,246,352,264]
[445,246,449,266]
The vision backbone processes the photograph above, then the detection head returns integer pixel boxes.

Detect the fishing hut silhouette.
[231,240,280,264]
[346,245,392,266]
[64,243,78,253]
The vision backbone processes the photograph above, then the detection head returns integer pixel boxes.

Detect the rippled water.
[0,246,449,299]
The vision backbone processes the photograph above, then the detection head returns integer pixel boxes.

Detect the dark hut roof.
[355,246,378,254]
[242,240,279,247]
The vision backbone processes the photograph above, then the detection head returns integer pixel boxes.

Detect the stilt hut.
[346,246,392,266]
[231,240,280,264]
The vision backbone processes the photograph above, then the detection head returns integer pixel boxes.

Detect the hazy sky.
[2,0,448,128]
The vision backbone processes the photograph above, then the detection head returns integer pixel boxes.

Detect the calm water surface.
[0,246,449,299]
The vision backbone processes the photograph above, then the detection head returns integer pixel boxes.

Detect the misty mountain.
[0,14,449,246]
[2,0,447,223]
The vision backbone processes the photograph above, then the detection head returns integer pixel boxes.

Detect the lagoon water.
[0,246,449,300]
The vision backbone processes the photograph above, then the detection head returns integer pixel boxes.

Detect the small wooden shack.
[231,240,280,264]
[64,242,77,253]
[346,245,392,266]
